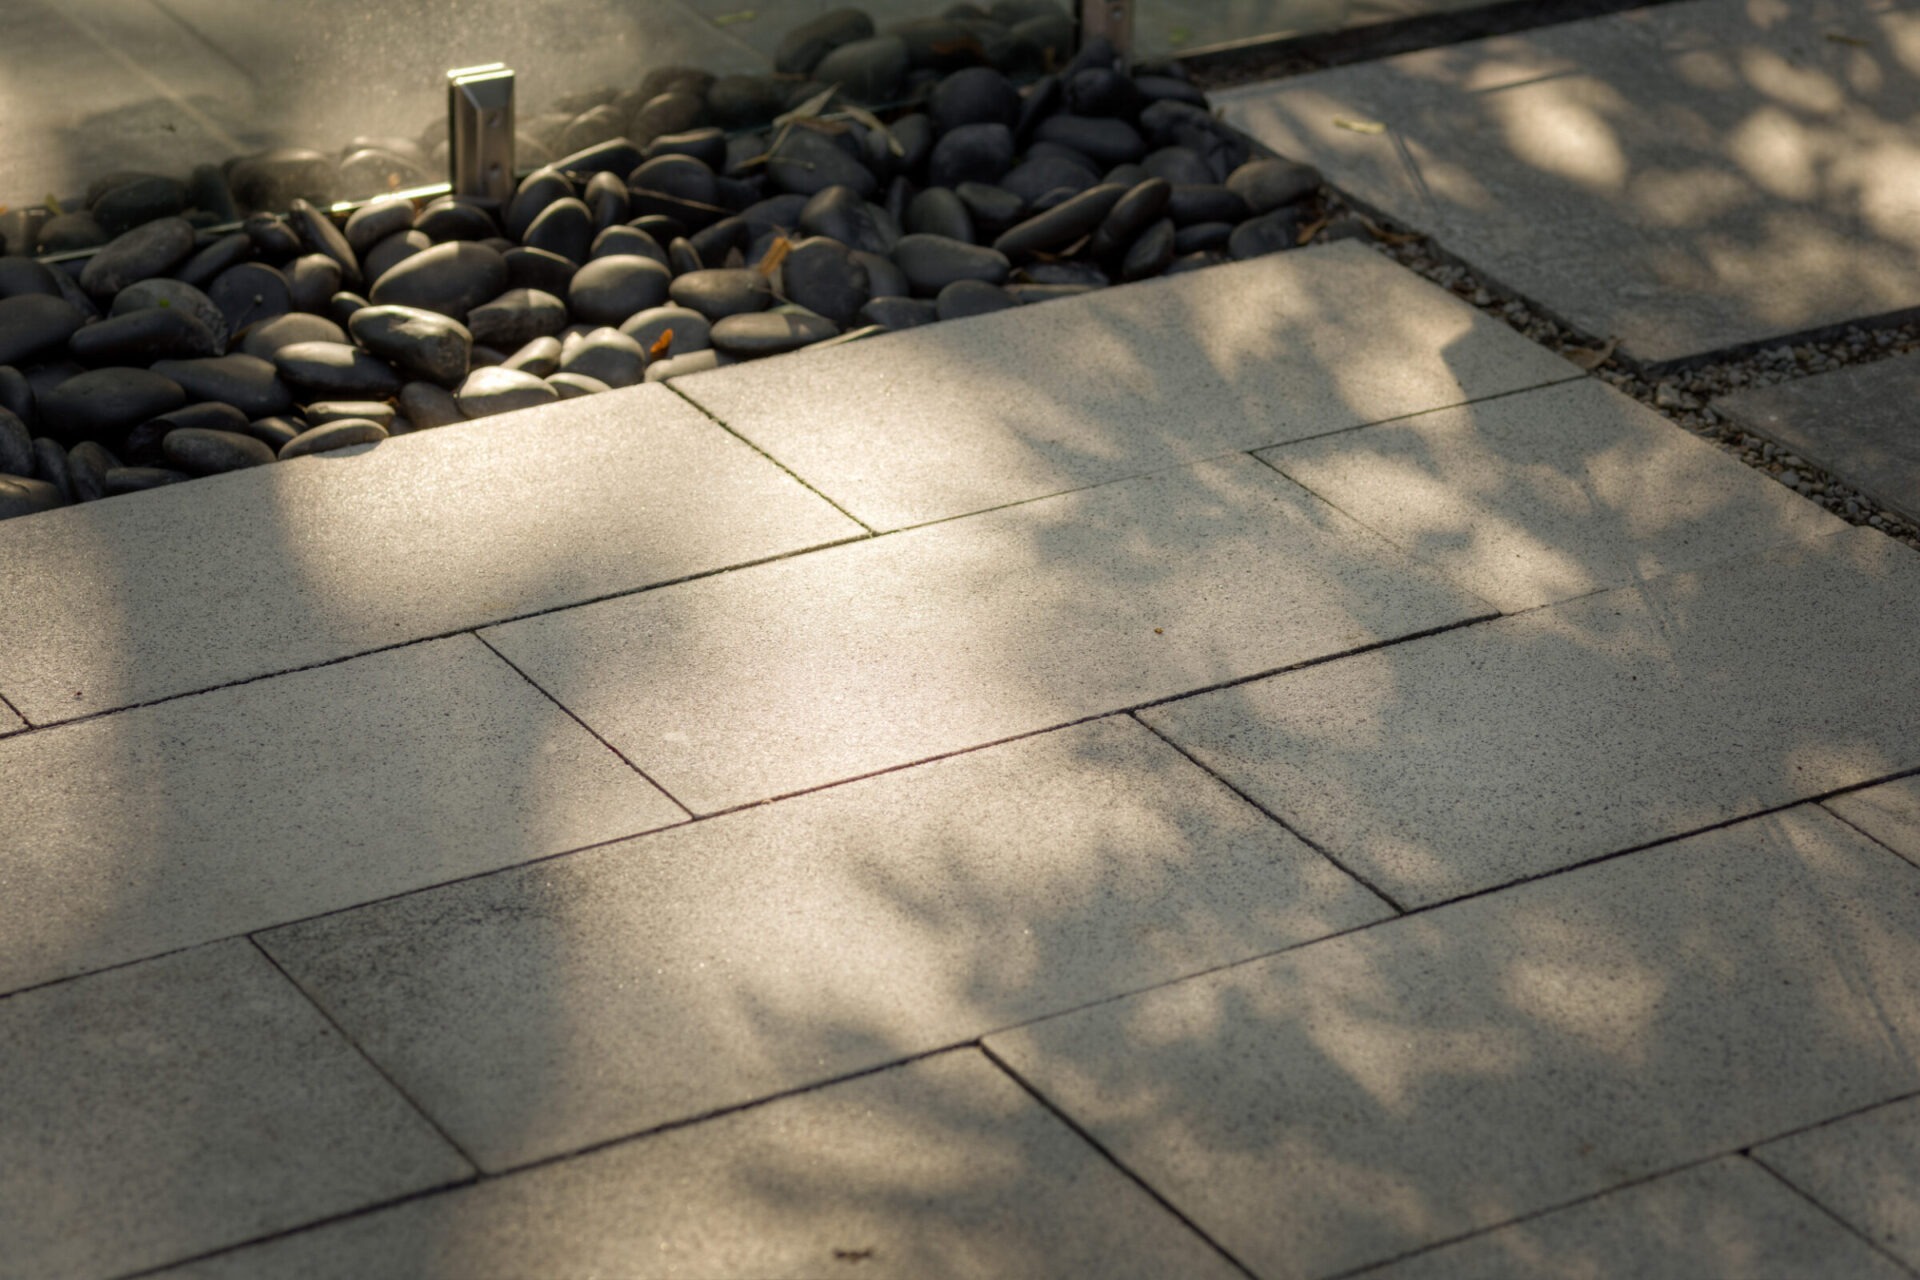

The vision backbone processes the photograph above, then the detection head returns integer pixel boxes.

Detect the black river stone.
[669,269,773,321]
[0,406,32,475]
[893,234,1011,294]
[776,7,874,75]
[239,313,347,361]
[368,242,509,322]
[505,169,575,242]
[568,256,672,325]
[1167,184,1251,227]
[586,172,631,230]
[112,278,229,352]
[710,309,839,356]
[1226,158,1322,215]
[523,198,596,264]
[280,419,389,460]
[273,341,404,398]
[288,197,363,288]
[348,306,474,385]
[992,184,1126,258]
[287,255,343,315]
[40,368,187,445]
[556,327,648,387]
[208,263,293,334]
[0,258,62,301]
[781,238,869,328]
[161,427,276,475]
[1088,178,1172,259]
[768,128,878,200]
[799,186,897,255]
[1230,207,1310,260]
[928,123,1014,190]
[70,307,222,367]
[929,66,1021,133]
[812,35,910,102]
[150,354,295,418]
[1143,146,1216,187]
[0,295,86,366]
[175,234,256,291]
[857,296,937,330]
[0,475,65,517]
[505,246,579,295]
[954,182,1024,234]
[365,229,431,284]
[455,367,560,419]
[1034,115,1145,167]
[344,197,417,256]
[78,217,196,298]
[590,226,667,265]
[1120,218,1177,281]
[905,188,975,243]
[466,289,569,349]
[936,279,1018,320]
[415,198,500,244]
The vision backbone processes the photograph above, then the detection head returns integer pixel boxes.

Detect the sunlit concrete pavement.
[4,237,1920,1279]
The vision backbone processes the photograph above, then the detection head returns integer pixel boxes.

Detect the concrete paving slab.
[259,717,1391,1170]
[1220,0,1920,368]
[0,698,23,735]
[0,939,472,1280]
[1826,776,1920,868]
[157,1050,1242,1280]
[482,452,1492,815]
[1261,377,1844,611]
[986,806,1920,1280]
[677,242,1581,531]
[1141,525,1920,907]
[0,635,682,997]
[1753,1095,1920,1272]
[1716,353,1920,527]
[1356,1156,1908,1280]
[0,383,860,725]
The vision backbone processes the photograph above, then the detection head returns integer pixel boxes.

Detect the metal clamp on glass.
[447,63,515,202]
[1079,0,1132,63]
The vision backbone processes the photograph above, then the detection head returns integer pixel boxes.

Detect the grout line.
[667,382,878,535]
[0,688,29,730]
[978,1042,1262,1280]
[1129,711,1407,914]
[473,631,694,819]
[0,530,870,737]
[1745,1154,1920,1278]
[245,936,484,1175]
[1817,790,1920,874]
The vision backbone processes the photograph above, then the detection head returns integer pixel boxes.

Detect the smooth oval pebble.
[304,401,396,429]
[161,427,276,474]
[455,366,561,418]
[548,371,612,399]
[110,278,230,352]
[208,262,293,333]
[0,295,86,366]
[70,307,221,367]
[618,305,711,355]
[568,255,672,325]
[151,354,294,419]
[668,269,773,322]
[272,341,403,398]
[502,335,564,376]
[369,241,508,322]
[239,313,347,361]
[399,382,464,430]
[0,474,63,518]
[40,368,187,445]
[466,288,569,350]
[348,305,473,385]
[103,465,190,495]
[892,234,1012,295]
[710,309,840,356]
[79,217,196,298]
[556,328,648,388]
[279,419,389,460]
[936,280,1019,320]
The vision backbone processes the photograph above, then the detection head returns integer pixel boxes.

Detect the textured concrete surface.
[988,806,1920,1280]
[1221,0,1920,367]
[0,636,682,996]
[1754,1095,1920,1272]
[483,452,1491,814]
[259,717,1391,1170]
[0,383,859,724]
[0,698,22,735]
[1261,377,1843,611]
[678,243,1581,530]
[0,940,471,1280]
[1359,1156,1910,1279]
[1826,775,1920,868]
[1716,352,1920,527]
[1143,525,1920,907]
[157,1050,1244,1280]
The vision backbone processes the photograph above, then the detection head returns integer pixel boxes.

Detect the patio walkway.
[3,239,1919,1278]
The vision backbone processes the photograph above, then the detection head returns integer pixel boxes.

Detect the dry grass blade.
[648,329,674,359]
[1562,336,1618,370]
[840,102,903,156]
[1334,116,1387,135]
[1357,213,1421,246]
[1296,212,1330,245]
[756,235,793,277]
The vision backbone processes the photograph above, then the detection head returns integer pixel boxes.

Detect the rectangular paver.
[0,635,683,996]
[987,806,1920,1280]
[1142,525,1920,907]
[1220,0,1920,366]
[1826,776,1920,868]
[259,717,1391,1170]
[1754,1095,1920,1272]
[482,452,1492,814]
[0,384,861,723]
[158,1050,1243,1280]
[677,241,1580,530]
[1261,377,1842,611]
[1359,1157,1907,1279]
[0,940,472,1280]
[1717,352,1920,527]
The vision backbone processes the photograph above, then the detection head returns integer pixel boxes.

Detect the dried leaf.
[773,84,839,128]
[1357,214,1421,246]
[840,102,904,156]
[756,235,793,277]
[1562,337,1618,370]
[43,193,64,215]
[1296,212,1330,245]
[1826,31,1870,47]
[1334,117,1387,135]
[649,329,674,359]
[795,116,851,136]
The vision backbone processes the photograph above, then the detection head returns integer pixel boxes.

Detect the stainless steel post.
[447,63,516,202]
[1079,0,1132,63]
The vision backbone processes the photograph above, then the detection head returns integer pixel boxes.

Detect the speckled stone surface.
[0,940,471,1280]
[0,383,861,723]
[1754,1095,1920,1272]
[987,807,1920,1280]
[677,243,1580,530]
[1143,526,1920,907]
[483,452,1491,815]
[1716,352,1920,527]
[156,1050,1243,1280]
[1826,776,1920,869]
[259,717,1391,1170]
[1261,377,1843,611]
[1219,0,1920,367]
[0,636,683,996]
[1359,1157,1909,1279]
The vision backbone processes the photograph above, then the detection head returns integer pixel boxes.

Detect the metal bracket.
[1079,0,1132,64]
[447,63,515,202]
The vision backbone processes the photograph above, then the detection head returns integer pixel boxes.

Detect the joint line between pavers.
[244,935,484,1176]
[977,1040,1263,1280]
[1817,768,1920,874]
[0,688,28,730]
[667,382,879,536]
[1129,709,1408,915]
[472,631,696,821]
[1742,1152,1920,1279]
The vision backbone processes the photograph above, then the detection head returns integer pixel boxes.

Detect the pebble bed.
[0,3,1334,521]
[1300,191,1920,553]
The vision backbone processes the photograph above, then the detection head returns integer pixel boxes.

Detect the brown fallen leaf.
[1296,212,1331,245]
[756,235,793,277]
[1334,116,1387,135]
[1562,336,1618,370]
[1357,214,1421,246]
[649,328,674,359]
[1826,31,1870,47]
